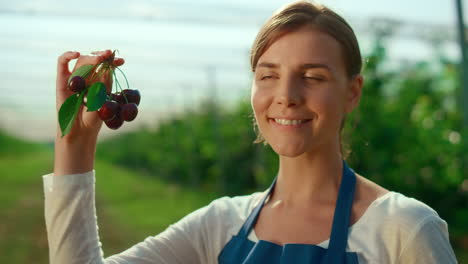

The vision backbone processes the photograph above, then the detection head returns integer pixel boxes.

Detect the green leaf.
[86,82,107,112]
[68,64,95,84]
[59,92,85,137]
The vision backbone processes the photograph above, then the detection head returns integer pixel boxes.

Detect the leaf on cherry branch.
[59,91,85,137]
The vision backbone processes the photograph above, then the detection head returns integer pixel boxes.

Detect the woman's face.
[251,26,362,157]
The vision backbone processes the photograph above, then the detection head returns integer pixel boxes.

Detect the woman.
[43,1,458,263]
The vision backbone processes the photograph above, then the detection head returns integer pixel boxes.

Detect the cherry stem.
[88,63,105,84]
[113,70,123,92]
[116,67,130,90]
[112,69,129,104]
[108,66,115,96]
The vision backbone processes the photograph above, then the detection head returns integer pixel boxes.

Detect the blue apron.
[218,161,359,264]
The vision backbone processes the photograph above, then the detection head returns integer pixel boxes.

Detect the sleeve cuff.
[42,170,95,194]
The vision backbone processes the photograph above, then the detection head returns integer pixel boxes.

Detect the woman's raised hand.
[55,50,125,140]
[54,49,124,176]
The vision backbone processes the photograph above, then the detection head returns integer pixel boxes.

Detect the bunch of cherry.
[68,64,141,130]
[100,89,141,129]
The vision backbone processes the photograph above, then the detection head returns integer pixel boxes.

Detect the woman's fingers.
[57,51,80,75]
[56,51,80,90]
[57,50,125,97]
[72,55,105,72]
[90,50,112,56]
[113,57,125,67]
[91,50,124,67]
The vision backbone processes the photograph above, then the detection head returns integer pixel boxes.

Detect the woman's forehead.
[257,27,345,72]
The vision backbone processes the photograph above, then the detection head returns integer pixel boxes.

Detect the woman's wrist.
[53,134,97,176]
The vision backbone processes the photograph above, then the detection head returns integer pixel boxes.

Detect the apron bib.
[218,161,359,264]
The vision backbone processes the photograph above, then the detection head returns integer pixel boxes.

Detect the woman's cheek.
[315,91,347,129]
[251,83,270,115]
[251,83,267,113]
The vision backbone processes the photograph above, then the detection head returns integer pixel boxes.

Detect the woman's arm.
[53,50,114,176]
[397,215,458,263]
[43,171,211,264]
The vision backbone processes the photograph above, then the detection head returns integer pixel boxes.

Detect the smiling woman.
[42,1,458,263]
[251,27,360,157]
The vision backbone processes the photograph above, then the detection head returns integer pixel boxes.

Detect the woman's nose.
[275,77,303,107]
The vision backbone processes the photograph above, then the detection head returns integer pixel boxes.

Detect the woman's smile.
[268,118,313,132]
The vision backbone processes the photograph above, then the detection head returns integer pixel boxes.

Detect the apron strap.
[326,161,357,255]
[238,176,277,237]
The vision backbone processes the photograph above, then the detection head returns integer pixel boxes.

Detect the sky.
[0,0,466,141]
[0,0,465,25]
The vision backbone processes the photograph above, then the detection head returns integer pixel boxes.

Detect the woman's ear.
[345,74,363,113]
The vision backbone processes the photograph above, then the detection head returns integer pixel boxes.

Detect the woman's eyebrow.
[300,63,331,72]
[256,62,279,69]
[256,62,331,72]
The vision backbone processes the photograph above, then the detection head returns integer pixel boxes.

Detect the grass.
[0,150,53,263]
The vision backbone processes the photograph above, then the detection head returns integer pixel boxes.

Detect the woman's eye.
[260,75,273,80]
[304,76,324,81]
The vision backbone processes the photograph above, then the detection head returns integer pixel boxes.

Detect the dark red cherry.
[122,89,141,106]
[121,103,138,121]
[98,101,119,121]
[69,76,86,93]
[111,93,125,105]
[105,112,124,129]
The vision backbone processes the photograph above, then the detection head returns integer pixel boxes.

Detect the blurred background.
[0,0,467,262]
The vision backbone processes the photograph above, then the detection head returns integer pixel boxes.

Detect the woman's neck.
[272,147,344,208]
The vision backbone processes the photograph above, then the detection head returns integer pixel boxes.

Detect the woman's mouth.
[268,118,312,130]
[272,118,310,125]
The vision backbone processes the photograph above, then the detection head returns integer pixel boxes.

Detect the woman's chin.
[277,151,304,158]
[269,141,307,157]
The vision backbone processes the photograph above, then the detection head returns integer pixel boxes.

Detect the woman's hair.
[250,0,362,153]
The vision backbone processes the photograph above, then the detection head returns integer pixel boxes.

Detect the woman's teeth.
[274,118,308,125]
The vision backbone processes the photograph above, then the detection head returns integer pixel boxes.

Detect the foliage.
[98,100,278,195]
[344,40,467,237]
[0,130,44,156]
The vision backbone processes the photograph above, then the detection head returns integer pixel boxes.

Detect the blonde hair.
[250,0,362,147]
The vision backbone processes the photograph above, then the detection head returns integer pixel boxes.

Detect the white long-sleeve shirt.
[43,170,458,264]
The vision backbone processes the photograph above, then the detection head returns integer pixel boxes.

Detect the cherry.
[98,101,119,121]
[122,89,141,105]
[111,93,125,105]
[105,112,124,130]
[69,76,86,93]
[121,103,138,121]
